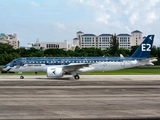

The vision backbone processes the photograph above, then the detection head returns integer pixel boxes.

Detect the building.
[73,30,143,50]
[26,30,143,51]
[117,34,131,49]
[0,33,20,49]
[98,34,112,50]
[130,30,143,46]
[81,34,96,48]
[28,39,73,51]
[73,38,79,47]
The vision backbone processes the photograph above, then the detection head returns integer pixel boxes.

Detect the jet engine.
[47,67,63,77]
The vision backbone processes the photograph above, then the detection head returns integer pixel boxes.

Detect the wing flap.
[62,63,90,73]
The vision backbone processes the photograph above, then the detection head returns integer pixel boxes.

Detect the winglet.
[120,54,124,58]
[131,35,154,58]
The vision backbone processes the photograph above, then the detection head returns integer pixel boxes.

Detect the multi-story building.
[130,30,143,46]
[26,30,143,51]
[28,39,73,51]
[98,34,112,50]
[81,34,96,48]
[117,34,131,49]
[73,38,79,47]
[73,30,143,50]
[0,33,20,49]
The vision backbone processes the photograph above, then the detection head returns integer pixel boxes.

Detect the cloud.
[79,0,84,3]
[147,0,160,7]
[146,12,159,23]
[30,1,40,7]
[129,13,139,24]
[1,0,160,46]
[54,22,66,29]
[96,11,110,24]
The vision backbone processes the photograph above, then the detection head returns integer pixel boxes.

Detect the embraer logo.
[51,68,56,74]
[53,70,56,74]
[149,36,153,40]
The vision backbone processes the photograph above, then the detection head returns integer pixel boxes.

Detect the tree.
[74,46,80,53]
[103,48,110,56]
[0,43,15,54]
[15,47,29,57]
[130,45,139,56]
[1,39,160,65]
[118,48,130,57]
[151,45,157,57]
[157,47,160,58]
[44,48,66,57]
[109,34,119,56]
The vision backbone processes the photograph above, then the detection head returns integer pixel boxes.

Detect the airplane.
[2,35,156,80]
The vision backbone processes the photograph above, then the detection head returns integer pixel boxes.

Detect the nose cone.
[2,64,11,71]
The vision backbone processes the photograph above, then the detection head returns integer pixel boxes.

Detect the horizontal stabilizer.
[140,57,157,62]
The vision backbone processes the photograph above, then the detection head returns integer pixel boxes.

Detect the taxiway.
[0,75,160,119]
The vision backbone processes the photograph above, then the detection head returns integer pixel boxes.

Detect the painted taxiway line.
[0,94,160,98]
[0,86,160,89]
[0,75,160,81]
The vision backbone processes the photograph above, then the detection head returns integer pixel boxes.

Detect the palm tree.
[109,33,119,56]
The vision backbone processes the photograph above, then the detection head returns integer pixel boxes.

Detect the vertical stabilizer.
[131,35,154,58]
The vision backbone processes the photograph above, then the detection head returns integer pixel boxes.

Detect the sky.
[0,0,160,46]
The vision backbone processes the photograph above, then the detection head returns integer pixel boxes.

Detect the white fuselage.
[79,60,139,72]
[7,60,139,73]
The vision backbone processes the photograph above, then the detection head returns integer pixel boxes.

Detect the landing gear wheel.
[74,75,80,80]
[20,76,24,79]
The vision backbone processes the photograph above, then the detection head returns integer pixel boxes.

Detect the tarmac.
[0,75,160,120]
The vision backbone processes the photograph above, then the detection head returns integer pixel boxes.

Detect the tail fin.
[131,35,154,58]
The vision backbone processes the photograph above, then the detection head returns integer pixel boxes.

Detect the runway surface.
[0,75,160,119]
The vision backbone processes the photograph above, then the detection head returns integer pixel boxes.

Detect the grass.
[1,66,160,75]
[83,66,160,75]
[0,72,46,75]
[82,68,160,75]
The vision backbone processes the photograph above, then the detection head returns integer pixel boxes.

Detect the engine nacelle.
[47,67,63,78]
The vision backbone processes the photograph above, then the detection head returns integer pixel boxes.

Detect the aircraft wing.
[62,63,90,73]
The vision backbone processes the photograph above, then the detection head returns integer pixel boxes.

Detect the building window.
[46,44,59,48]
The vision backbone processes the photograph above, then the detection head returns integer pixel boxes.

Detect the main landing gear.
[20,75,24,79]
[74,75,80,80]
[19,72,24,79]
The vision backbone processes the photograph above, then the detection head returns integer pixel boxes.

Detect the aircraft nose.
[2,65,11,71]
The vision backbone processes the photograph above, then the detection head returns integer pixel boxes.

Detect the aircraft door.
[129,60,135,66]
[16,61,21,68]
[61,59,64,65]
[121,60,125,67]
[22,58,26,67]
[16,58,26,68]
[102,62,107,71]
